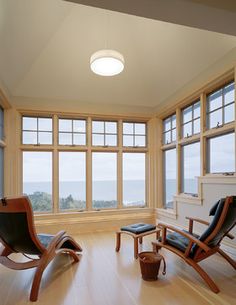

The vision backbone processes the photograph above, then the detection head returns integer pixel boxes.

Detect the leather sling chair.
[152,196,236,293]
[0,196,82,302]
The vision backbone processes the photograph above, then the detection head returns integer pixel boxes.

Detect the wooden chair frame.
[0,196,82,302]
[152,196,236,293]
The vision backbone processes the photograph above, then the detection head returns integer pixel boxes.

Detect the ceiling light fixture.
[90,49,124,76]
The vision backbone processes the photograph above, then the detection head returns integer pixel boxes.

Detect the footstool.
[115,223,161,259]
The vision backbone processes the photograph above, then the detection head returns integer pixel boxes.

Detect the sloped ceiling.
[0,0,236,112]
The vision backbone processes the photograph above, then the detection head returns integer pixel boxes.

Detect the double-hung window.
[182,100,200,138]
[163,114,176,144]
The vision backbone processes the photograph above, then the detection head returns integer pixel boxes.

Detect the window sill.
[199,174,236,184]
[156,208,177,220]
[174,194,202,205]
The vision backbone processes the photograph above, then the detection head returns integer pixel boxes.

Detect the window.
[207,133,235,173]
[22,116,53,145]
[23,152,53,212]
[163,114,176,144]
[92,120,117,146]
[21,114,149,213]
[207,82,235,129]
[182,142,200,194]
[58,118,86,145]
[59,152,86,211]
[0,107,4,198]
[164,149,176,209]
[182,100,200,138]
[92,153,117,209]
[123,122,146,147]
[123,153,146,207]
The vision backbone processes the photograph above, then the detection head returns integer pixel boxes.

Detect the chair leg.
[115,232,121,252]
[217,248,236,270]
[187,259,220,293]
[30,256,51,302]
[152,242,161,253]
[134,237,139,259]
[139,237,143,244]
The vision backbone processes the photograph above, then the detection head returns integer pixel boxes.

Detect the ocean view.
[23,178,197,211]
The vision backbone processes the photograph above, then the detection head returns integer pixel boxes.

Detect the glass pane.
[105,134,117,146]
[73,134,86,145]
[38,132,52,145]
[163,118,171,131]
[0,147,4,198]
[59,133,72,145]
[92,153,117,209]
[183,106,192,123]
[92,121,104,133]
[208,89,222,111]
[123,122,133,134]
[105,122,117,134]
[193,101,200,118]
[208,133,235,173]
[23,152,52,212]
[23,131,37,144]
[123,153,145,207]
[123,135,133,147]
[164,149,176,209]
[23,117,37,131]
[163,131,171,144]
[208,109,222,128]
[172,128,176,142]
[172,115,176,128]
[193,118,200,134]
[224,103,235,124]
[182,142,200,194]
[135,123,146,135]
[38,118,52,131]
[224,83,235,105]
[73,120,86,133]
[135,135,146,147]
[92,134,104,146]
[59,119,72,132]
[59,152,86,210]
[183,122,192,138]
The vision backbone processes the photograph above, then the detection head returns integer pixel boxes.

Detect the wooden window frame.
[58,118,87,146]
[20,113,149,214]
[122,121,147,148]
[206,81,235,130]
[158,70,236,209]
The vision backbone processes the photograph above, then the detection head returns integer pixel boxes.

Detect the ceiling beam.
[65,0,236,36]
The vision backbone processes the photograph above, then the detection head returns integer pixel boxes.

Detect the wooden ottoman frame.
[116,227,161,259]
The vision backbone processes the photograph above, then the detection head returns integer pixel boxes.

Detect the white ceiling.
[0,0,236,111]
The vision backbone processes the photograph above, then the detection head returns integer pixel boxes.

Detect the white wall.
[157,180,236,254]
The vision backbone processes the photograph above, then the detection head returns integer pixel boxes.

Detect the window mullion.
[117,119,123,208]
[87,117,92,211]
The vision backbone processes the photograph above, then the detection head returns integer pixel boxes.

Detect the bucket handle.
[160,255,166,275]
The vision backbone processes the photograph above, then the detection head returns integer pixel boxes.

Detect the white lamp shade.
[90,49,124,76]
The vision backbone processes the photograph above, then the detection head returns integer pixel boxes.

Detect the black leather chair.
[152,196,236,293]
[0,196,82,302]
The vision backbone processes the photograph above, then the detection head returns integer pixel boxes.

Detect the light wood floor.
[0,232,235,305]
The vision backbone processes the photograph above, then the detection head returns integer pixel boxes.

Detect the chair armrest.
[157,222,211,253]
[185,217,234,239]
[186,216,209,226]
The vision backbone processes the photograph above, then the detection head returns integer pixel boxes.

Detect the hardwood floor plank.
[0,232,235,305]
